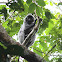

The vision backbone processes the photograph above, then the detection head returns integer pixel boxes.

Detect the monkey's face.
[25,15,34,24]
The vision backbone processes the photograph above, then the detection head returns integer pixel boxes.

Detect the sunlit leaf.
[50,2,53,6]
[58,2,62,5]
[37,0,45,7]
[0,5,6,10]
[26,0,32,4]
[24,3,29,14]
[36,6,42,16]
[29,3,36,13]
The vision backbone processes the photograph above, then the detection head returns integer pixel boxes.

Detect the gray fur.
[18,14,35,47]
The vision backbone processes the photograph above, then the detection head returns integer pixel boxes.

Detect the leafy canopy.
[0,0,62,62]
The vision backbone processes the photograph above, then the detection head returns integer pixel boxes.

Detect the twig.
[30,47,46,54]
[5,10,15,21]
[51,1,62,11]
[0,2,7,3]
[44,41,60,58]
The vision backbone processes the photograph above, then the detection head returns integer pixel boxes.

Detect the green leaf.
[24,3,29,14]
[0,5,6,10]
[39,42,47,48]
[33,41,39,47]
[48,22,54,30]
[0,42,7,49]
[26,0,32,4]
[28,3,36,13]
[2,20,9,29]
[45,11,51,19]
[2,7,7,20]
[37,0,45,7]
[6,1,24,11]
[9,23,20,36]
[58,2,62,5]
[50,2,53,6]
[36,6,42,16]
[33,47,43,56]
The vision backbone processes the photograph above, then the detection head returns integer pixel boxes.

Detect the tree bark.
[0,23,46,62]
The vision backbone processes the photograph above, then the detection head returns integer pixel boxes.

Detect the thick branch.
[0,24,46,62]
[0,24,16,45]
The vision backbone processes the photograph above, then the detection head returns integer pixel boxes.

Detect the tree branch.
[0,24,16,45]
[0,24,46,62]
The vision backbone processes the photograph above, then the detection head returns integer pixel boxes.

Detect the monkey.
[18,14,37,48]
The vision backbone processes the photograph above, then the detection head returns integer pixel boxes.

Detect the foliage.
[0,0,62,62]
